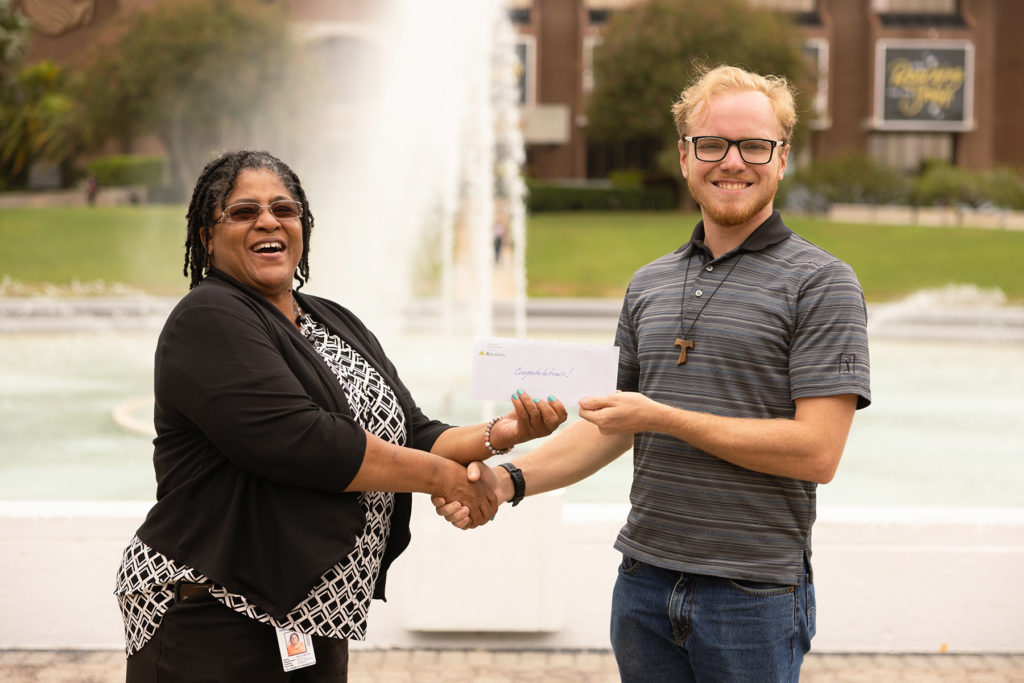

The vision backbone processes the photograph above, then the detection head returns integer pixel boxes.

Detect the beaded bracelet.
[484,416,512,456]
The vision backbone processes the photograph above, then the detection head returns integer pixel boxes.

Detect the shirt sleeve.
[614,285,641,392]
[154,302,367,492]
[789,260,872,409]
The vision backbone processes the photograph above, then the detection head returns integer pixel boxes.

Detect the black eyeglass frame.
[682,136,787,165]
[216,199,304,224]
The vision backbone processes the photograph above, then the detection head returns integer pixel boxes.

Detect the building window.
[868,132,953,172]
[872,0,956,12]
[514,35,537,106]
[508,9,531,24]
[583,35,602,94]
[747,0,820,25]
[586,138,664,180]
[874,0,964,26]
[802,38,829,129]
[748,0,816,11]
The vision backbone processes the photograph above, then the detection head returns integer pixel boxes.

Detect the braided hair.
[183,150,314,290]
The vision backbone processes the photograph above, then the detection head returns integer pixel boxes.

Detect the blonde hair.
[671,65,797,142]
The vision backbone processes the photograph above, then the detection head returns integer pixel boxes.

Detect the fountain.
[287,0,529,422]
[296,1,525,333]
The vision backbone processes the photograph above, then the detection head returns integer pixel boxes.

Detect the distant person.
[114,149,567,681]
[435,65,871,681]
[493,217,508,264]
[85,171,98,206]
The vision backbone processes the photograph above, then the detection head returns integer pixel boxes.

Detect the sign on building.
[874,39,974,131]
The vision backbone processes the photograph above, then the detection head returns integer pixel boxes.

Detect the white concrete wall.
[828,203,1024,230]
[1,500,1022,653]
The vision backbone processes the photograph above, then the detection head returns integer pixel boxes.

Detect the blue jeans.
[610,554,815,682]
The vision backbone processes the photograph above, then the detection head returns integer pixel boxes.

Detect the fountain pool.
[2,320,1021,508]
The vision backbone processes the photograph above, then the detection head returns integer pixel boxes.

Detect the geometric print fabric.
[115,313,405,656]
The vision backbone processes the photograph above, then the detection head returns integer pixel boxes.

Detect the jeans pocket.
[619,554,643,576]
[727,578,795,596]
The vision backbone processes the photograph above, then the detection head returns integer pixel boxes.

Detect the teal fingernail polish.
[534,398,540,403]
[517,389,524,396]
[548,395,556,402]
[511,393,518,401]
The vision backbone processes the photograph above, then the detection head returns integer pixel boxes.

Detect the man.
[437,65,870,681]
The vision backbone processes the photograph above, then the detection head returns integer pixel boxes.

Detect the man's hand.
[578,391,662,435]
[432,461,507,530]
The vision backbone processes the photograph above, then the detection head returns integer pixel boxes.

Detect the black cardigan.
[135,269,451,619]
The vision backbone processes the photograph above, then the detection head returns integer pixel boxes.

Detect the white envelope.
[471,336,620,407]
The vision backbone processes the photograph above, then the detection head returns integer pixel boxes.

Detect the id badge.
[275,627,316,671]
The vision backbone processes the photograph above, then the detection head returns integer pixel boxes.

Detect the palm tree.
[0,60,76,187]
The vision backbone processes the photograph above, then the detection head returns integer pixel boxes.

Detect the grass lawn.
[2,206,1023,303]
[0,206,189,296]
[528,211,1024,303]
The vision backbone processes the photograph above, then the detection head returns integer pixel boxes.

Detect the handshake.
[430,460,512,530]
[428,389,654,529]
[428,387,567,530]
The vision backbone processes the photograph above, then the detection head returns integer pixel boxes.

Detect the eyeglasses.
[217,200,303,224]
[683,136,786,165]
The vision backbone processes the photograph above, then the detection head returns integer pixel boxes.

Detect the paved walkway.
[1,649,1023,682]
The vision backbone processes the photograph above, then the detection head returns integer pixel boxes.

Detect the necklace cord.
[678,250,744,342]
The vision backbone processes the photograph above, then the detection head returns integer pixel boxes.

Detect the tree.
[0,1,31,186]
[0,3,78,189]
[586,0,810,183]
[0,60,76,186]
[0,0,30,90]
[74,0,298,195]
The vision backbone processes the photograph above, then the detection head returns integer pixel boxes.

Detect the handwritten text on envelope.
[471,337,620,407]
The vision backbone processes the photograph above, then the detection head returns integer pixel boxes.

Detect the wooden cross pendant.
[674,338,694,365]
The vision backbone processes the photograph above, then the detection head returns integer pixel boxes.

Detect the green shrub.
[526,180,674,212]
[911,160,982,207]
[607,169,645,190]
[87,154,165,188]
[788,154,1024,211]
[978,166,1024,210]
[792,152,911,205]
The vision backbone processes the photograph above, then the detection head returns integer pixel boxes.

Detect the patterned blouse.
[115,311,406,656]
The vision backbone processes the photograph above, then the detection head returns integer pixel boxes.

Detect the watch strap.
[498,462,526,507]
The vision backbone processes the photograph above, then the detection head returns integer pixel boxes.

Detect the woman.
[115,150,566,681]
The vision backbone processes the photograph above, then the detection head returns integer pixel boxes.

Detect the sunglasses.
[216,200,303,224]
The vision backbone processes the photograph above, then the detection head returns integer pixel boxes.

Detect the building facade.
[509,0,1024,179]
[16,0,1024,181]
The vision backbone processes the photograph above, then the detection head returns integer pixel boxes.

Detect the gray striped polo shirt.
[613,210,870,585]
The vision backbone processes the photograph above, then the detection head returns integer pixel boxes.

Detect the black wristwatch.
[498,462,526,507]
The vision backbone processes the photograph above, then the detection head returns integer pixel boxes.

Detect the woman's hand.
[489,390,568,450]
